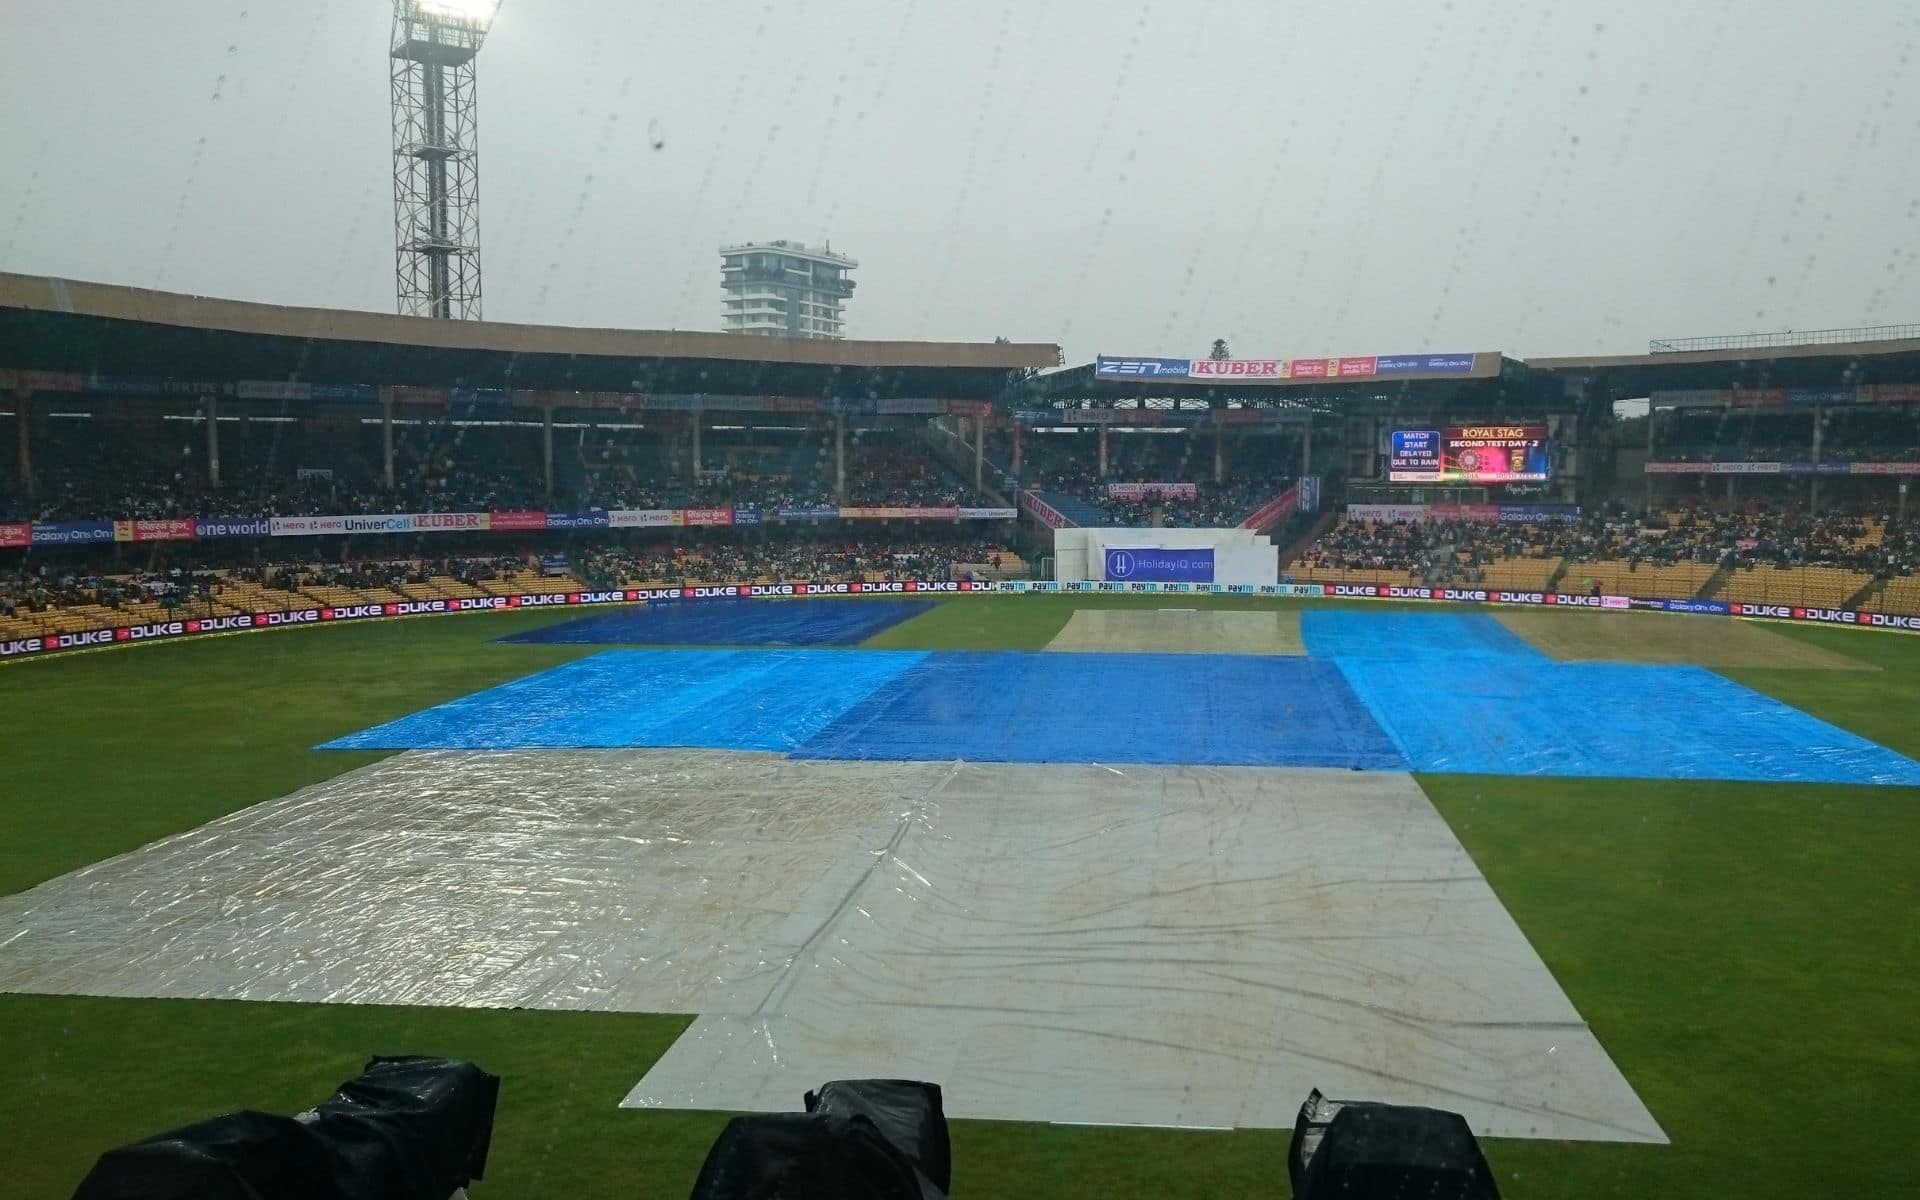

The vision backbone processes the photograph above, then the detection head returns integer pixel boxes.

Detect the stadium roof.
[1043,338,1920,407]
[1524,338,1920,393]
[0,273,1059,399]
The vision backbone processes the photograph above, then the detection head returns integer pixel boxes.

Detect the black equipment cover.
[71,1056,499,1200]
[71,1110,334,1200]
[1290,1090,1500,1200]
[803,1079,951,1192]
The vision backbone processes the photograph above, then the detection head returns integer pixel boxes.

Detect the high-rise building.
[719,241,856,339]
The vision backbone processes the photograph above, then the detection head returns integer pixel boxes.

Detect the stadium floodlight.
[413,0,500,31]
[390,0,496,320]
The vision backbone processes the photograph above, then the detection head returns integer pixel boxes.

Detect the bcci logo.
[1106,549,1136,579]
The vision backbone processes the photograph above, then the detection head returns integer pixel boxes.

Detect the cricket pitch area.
[7,598,1919,1170]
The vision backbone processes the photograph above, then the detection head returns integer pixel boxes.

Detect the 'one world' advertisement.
[195,516,273,539]
[1103,547,1216,583]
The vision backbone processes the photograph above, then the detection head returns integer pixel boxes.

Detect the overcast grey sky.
[2,1,1915,362]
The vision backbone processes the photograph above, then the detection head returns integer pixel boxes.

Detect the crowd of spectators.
[1656,444,1920,464]
[5,437,984,522]
[1016,436,1295,528]
[574,536,1009,587]
[0,563,222,617]
[842,450,981,507]
[1654,410,1920,463]
[1298,505,1920,583]
[3,459,551,523]
[245,555,524,595]
[0,535,1016,621]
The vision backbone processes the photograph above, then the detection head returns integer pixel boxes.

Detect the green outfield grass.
[1,600,1915,1199]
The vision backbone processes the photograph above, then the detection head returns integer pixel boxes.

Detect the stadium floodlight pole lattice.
[390,0,497,320]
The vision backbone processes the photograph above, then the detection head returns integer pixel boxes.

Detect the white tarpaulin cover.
[0,750,1663,1142]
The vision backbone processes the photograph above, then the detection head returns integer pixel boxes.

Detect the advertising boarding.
[1106,482,1198,500]
[1103,547,1216,583]
[1097,352,1478,383]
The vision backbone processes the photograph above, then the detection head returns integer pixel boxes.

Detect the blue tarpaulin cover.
[325,613,1920,785]
[1302,609,1920,784]
[792,652,1408,768]
[324,649,1405,769]
[1300,610,1550,663]
[325,650,927,752]
[1335,657,1920,785]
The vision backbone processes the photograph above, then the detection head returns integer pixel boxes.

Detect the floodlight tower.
[390,0,496,320]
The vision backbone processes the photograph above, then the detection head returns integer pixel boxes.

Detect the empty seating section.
[477,571,571,597]
[1029,491,1112,528]
[1868,575,1920,614]
[1473,558,1561,592]
[1289,565,1422,589]
[1558,560,1717,599]
[1717,566,1873,609]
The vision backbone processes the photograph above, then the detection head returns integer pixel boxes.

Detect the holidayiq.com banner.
[1102,547,1215,583]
